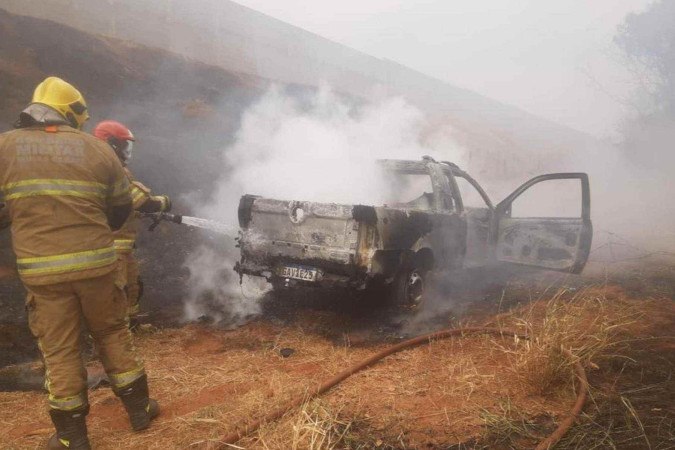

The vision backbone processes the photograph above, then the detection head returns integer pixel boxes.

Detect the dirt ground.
[0,259,673,449]
[0,6,671,449]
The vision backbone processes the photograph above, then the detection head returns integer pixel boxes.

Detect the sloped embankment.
[0,7,274,358]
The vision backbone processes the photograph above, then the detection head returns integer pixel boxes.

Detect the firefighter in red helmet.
[93,120,171,327]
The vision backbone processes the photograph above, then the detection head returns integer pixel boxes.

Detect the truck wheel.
[393,266,428,308]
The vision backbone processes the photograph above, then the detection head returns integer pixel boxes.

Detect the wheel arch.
[412,247,435,271]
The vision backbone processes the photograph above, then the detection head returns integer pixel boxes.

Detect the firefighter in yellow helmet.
[93,120,171,326]
[0,77,159,449]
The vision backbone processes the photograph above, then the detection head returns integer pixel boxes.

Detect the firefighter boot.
[113,374,160,431]
[47,406,91,450]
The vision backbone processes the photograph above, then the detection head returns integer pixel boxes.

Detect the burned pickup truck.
[235,157,592,305]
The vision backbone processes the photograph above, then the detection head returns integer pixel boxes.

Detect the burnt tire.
[392,265,428,308]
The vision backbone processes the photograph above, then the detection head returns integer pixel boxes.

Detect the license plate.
[279,265,318,282]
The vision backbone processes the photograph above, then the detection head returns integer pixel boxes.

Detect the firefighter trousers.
[116,251,141,317]
[25,270,145,410]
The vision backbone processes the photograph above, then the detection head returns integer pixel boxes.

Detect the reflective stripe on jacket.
[130,184,146,207]
[0,178,125,201]
[114,168,169,250]
[113,239,135,253]
[17,247,117,276]
[0,125,132,285]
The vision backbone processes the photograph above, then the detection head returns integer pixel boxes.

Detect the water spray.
[142,212,236,237]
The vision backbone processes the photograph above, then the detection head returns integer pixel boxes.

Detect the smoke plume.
[183,244,265,325]
[198,85,466,223]
[181,77,675,325]
[182,85,467,322]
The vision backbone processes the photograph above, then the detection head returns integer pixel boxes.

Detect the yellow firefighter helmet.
[32,76,89,129]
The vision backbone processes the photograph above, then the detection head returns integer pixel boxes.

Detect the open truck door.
[493,173,592,274]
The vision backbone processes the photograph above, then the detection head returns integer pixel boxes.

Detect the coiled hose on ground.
[207,327,588,449]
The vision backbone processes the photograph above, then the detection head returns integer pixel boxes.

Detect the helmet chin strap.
[121,140,134,163]
[111,139,134,164]
[65,112,80,129]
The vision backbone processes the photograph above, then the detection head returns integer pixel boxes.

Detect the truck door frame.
[492,172,592,274]
[443,164,495,268]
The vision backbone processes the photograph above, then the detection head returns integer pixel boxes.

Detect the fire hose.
[205,327,588,449]
[140,213,588,447]
[141,213,588,447]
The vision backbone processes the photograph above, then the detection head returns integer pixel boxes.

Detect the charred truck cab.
[235,157,592,305]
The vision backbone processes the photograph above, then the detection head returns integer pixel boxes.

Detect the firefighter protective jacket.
[113,168,170,253]
[0,123,131,285]
[0,203,9,230]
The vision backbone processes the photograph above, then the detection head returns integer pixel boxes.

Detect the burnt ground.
[0,258,673,449]
[0,7,364,369]
[0,8,673,449]
[0,264,518,367]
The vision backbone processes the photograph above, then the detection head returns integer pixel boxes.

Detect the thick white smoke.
[181,83,675,324]
[182,245,266,324]
[182,85,467,322]
[197,85,467,222]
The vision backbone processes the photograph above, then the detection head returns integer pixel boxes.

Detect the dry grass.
[480,397,551,448]
[506,286,640,395]
[480,284,674,449]
[289,401,351,450]
[251,400,358,450]
[0,283,671,449]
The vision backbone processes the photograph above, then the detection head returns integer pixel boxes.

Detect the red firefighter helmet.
[93,120,136,163]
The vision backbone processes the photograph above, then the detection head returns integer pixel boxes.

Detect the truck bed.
[236,196,376,285]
